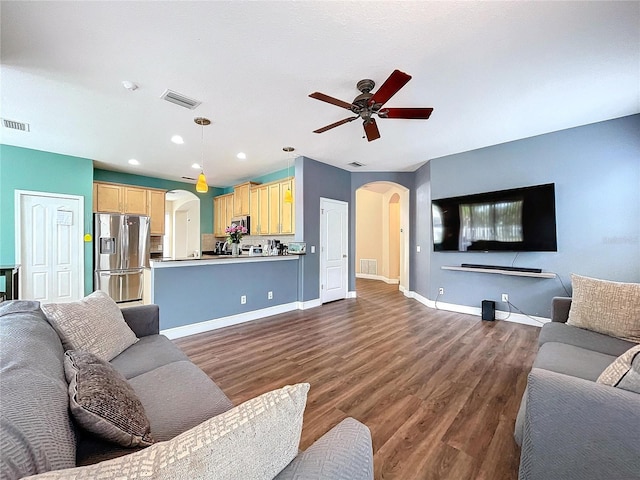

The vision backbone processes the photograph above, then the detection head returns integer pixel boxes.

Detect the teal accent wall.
[0,145,94,295]
[93,169,223,234]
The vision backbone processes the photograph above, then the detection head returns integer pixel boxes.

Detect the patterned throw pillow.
[24,383,310,480]
[41,290,138,361]
[64,350,154,448]
[566,274,640,343]
[597,344,640,394]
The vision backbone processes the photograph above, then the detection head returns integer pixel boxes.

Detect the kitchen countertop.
[150,255,299,268]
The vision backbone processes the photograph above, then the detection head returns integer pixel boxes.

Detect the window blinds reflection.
[459,200,523,251]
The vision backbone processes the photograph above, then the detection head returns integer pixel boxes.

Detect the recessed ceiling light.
[236,152,247,160]
[191,163,201,169]
[171,135,184,144]
[122,80,139,91]
[128,159,140,166]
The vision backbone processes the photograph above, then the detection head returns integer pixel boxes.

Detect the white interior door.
[17,191,84,303]
[320,198,348,303]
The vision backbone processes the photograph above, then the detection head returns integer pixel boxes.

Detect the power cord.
[434,290,440,310]
[507,300,545,325]
[554,274,571,297]
[511,252,520,267]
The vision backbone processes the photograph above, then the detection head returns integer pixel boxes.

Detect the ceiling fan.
[309,69,433,142]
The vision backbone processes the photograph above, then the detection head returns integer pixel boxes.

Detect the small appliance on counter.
[288,242,306,255]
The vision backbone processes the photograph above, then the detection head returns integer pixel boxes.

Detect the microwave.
[230,216,250,235]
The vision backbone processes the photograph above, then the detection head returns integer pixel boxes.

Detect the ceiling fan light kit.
[309,69,433,141]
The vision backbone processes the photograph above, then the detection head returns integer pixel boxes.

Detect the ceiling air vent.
[348,161,365,167]
[2,118,30,132]
[160,89,201,110]
[181,176,197,181]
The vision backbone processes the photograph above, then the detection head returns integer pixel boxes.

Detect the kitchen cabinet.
[93,182,165,235]
[94,183,123,213]
[249,177,295,235]
[213,193,235,237]
[233,182,260,217]
[123,186,148,215]
[148,190,166,235]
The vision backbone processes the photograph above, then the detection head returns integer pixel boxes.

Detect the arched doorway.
[163,190,201,259]
[355,182,409,291]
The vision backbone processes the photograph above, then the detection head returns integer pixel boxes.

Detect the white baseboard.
[347,291,357,298]
[161,302,299,339]
[296,298,322,310]
[408,290,548,327]
[356,273,400,284]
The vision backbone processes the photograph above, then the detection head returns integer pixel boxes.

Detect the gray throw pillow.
[64,350,154,448]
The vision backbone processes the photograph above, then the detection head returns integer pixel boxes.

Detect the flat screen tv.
[432,183,557,252]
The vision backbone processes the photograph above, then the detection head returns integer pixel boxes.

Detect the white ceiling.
[1,1,638,188]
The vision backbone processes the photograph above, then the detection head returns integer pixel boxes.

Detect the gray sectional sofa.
[0,300,373,479]
[515,297,640,480]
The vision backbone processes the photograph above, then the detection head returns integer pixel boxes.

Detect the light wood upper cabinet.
[148,190,166,235]
[123,186,147,215]
[94,182,165,235]
[248,177,295,236]
[213,193,235,237]
[95,183,123,213]
[233,182,260,217]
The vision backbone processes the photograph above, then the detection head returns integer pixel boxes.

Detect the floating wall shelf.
[441,266,557,279]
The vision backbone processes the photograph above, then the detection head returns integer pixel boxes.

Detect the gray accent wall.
[298,157,351,302]
[153,259,299,330]
[415,114,640,318]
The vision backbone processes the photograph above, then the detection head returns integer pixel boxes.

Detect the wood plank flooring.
[174,279,540,479]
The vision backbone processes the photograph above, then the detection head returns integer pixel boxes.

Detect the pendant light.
[194,117,211,193]
[283,146,294,204]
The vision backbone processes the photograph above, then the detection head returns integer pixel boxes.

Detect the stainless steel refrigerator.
[94,213,150,303]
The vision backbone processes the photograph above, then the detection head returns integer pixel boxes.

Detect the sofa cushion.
[77,360,234,465]
[109,334,189,379]
[64,350,154,448]
[25,383,310,480]
[597,344,640,394]
[566,274,640,343]
[538,321,637,357]
[533,342,616,381]
[0,301,77,479]
[41,291,138,361]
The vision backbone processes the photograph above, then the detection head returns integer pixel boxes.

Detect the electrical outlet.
[439,287,444,295]
[502,293,509,303]
[417,245,421,252]
[268,291,273,300]
[241,295,247,305]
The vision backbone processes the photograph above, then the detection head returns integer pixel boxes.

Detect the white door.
[320,198,348,303]
[17,191,84,303]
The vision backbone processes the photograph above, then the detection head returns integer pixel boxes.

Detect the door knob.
[342,254,347,258]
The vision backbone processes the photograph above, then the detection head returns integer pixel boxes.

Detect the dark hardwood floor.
[174,279,540,479]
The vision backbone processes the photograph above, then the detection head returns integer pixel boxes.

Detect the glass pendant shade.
[284,188,293,204]
[196,172,208,193]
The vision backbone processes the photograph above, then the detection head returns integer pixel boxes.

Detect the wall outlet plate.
[241,295,247,304]
[268,291,273,300]
[501,293,509,303]
[439,287,444,295]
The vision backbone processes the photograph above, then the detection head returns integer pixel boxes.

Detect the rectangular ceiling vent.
[348,161,365,167]
[2,119,30,132]
[160,89,201,110]
[181,176,197,181]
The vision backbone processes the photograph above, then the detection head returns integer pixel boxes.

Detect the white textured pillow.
[566,274,640,343]
[41,291,138,361]
[24,383,310,480]
[597,344,640,394]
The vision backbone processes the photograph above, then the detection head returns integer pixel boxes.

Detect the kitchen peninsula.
[149,255,300,338]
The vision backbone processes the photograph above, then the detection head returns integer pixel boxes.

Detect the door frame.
[14,190,85,300]
[319,197,349,303]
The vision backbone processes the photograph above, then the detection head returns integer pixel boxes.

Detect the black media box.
[482,300,496,321]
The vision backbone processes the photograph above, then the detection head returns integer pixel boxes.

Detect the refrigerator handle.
[122,216,129,270]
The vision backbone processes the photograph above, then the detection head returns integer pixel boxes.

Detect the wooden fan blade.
[363,118,381,142]
[369,70,412,107]
[309,92,355,110]
[313,116,358,133]
[378,107,433,119]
